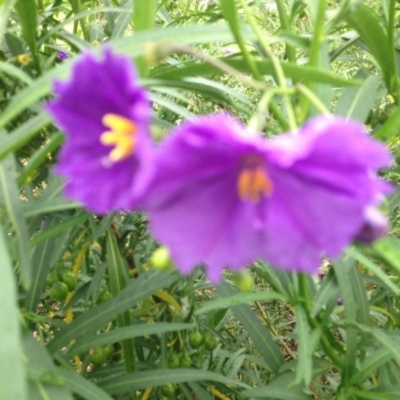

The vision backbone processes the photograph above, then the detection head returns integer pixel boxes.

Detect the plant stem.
[239,0,297,131]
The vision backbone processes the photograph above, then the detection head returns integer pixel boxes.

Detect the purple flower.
[57,50,68,61]
[144,114,392,283]
[46,47,153,214]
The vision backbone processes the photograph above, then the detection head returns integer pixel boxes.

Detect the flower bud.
[150,246,173,270]
[355,207,388,243]
[17,54,31,65]
[233,269,254,292]
[144,42,175,66]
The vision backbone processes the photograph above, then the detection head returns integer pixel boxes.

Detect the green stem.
[387,0,400,102]
[172,44,290,130]
[133,0,158,76]
[296,84,330,115]
[219,0,263,81]
[249,87,295,132]
[239,0,297,131]
[275,0,296,63]
[298,0,327,119]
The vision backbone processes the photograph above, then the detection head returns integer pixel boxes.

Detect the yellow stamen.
[237,167,273,203]
[100,113,136,161]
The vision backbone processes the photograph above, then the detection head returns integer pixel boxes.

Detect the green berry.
[61,271,77,291]
[45,272,58,287]
[49,281,69,301]
[203,332,218,351]
[97,290,113,304]
[179,352,191,368]
[90,347,107,366]
[57,266,68,280]
[161,383,176,398]
[188,331,204,349]
[167,353,180,369]
[104,343,114,358]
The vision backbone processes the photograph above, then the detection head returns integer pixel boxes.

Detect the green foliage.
[1,0,400,399]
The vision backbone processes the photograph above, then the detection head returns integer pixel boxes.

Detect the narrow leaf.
[0,223,28,400]
[47,269,179,352]
[68,323,194,356]
[335,69,382,122]
[217,282,284,373]
[106,229,135,371]
[0,156,31,288]
[195,292,287,315]
[99,369,249,394]
[243,372,312,399]
[0,0,17,38]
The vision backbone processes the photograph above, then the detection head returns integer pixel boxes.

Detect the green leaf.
[350,347,394,384]
[0,24,238,132]
[0,112,51,162]
[21,175,79,217]
[349,390,399,400]
[18,132,64,186]
[348,262,370,326]
[242,372,312,399]
[195,291,287,315]
[310,269,340,318]
[186,382,214,400]
[111,1,132,38]
[375,106,400,140]
[0,0,17,38]
[25,216,74,312]
[133,0,157,75]
[295,306,315,385]
[346,247,400,296]
[0,156,31,288]
[25,220,58,312]
[217,282,284,373]
[0,223,28,400]
[219,0,263,80]
[14,0,39,71]
[335,69,382,122]
[346,3,396,94]
[333,258,358,387]
[98,368,249,394]
[106,229,135,371]
[152,57,361,87]
[68,323,194,356]
[373,237,400,277]
[47,268,179,352]
[23,335,73,400]
[0,67,64,131]
[0,60,33,84]
[29,213,86,247]
[56,370,112,400]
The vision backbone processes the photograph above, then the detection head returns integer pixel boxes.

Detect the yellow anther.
[237,167,273,203]
[100,113,136,161]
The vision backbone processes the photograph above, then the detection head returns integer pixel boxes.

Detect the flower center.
[100,113,136,161]
[237,166,273,203]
